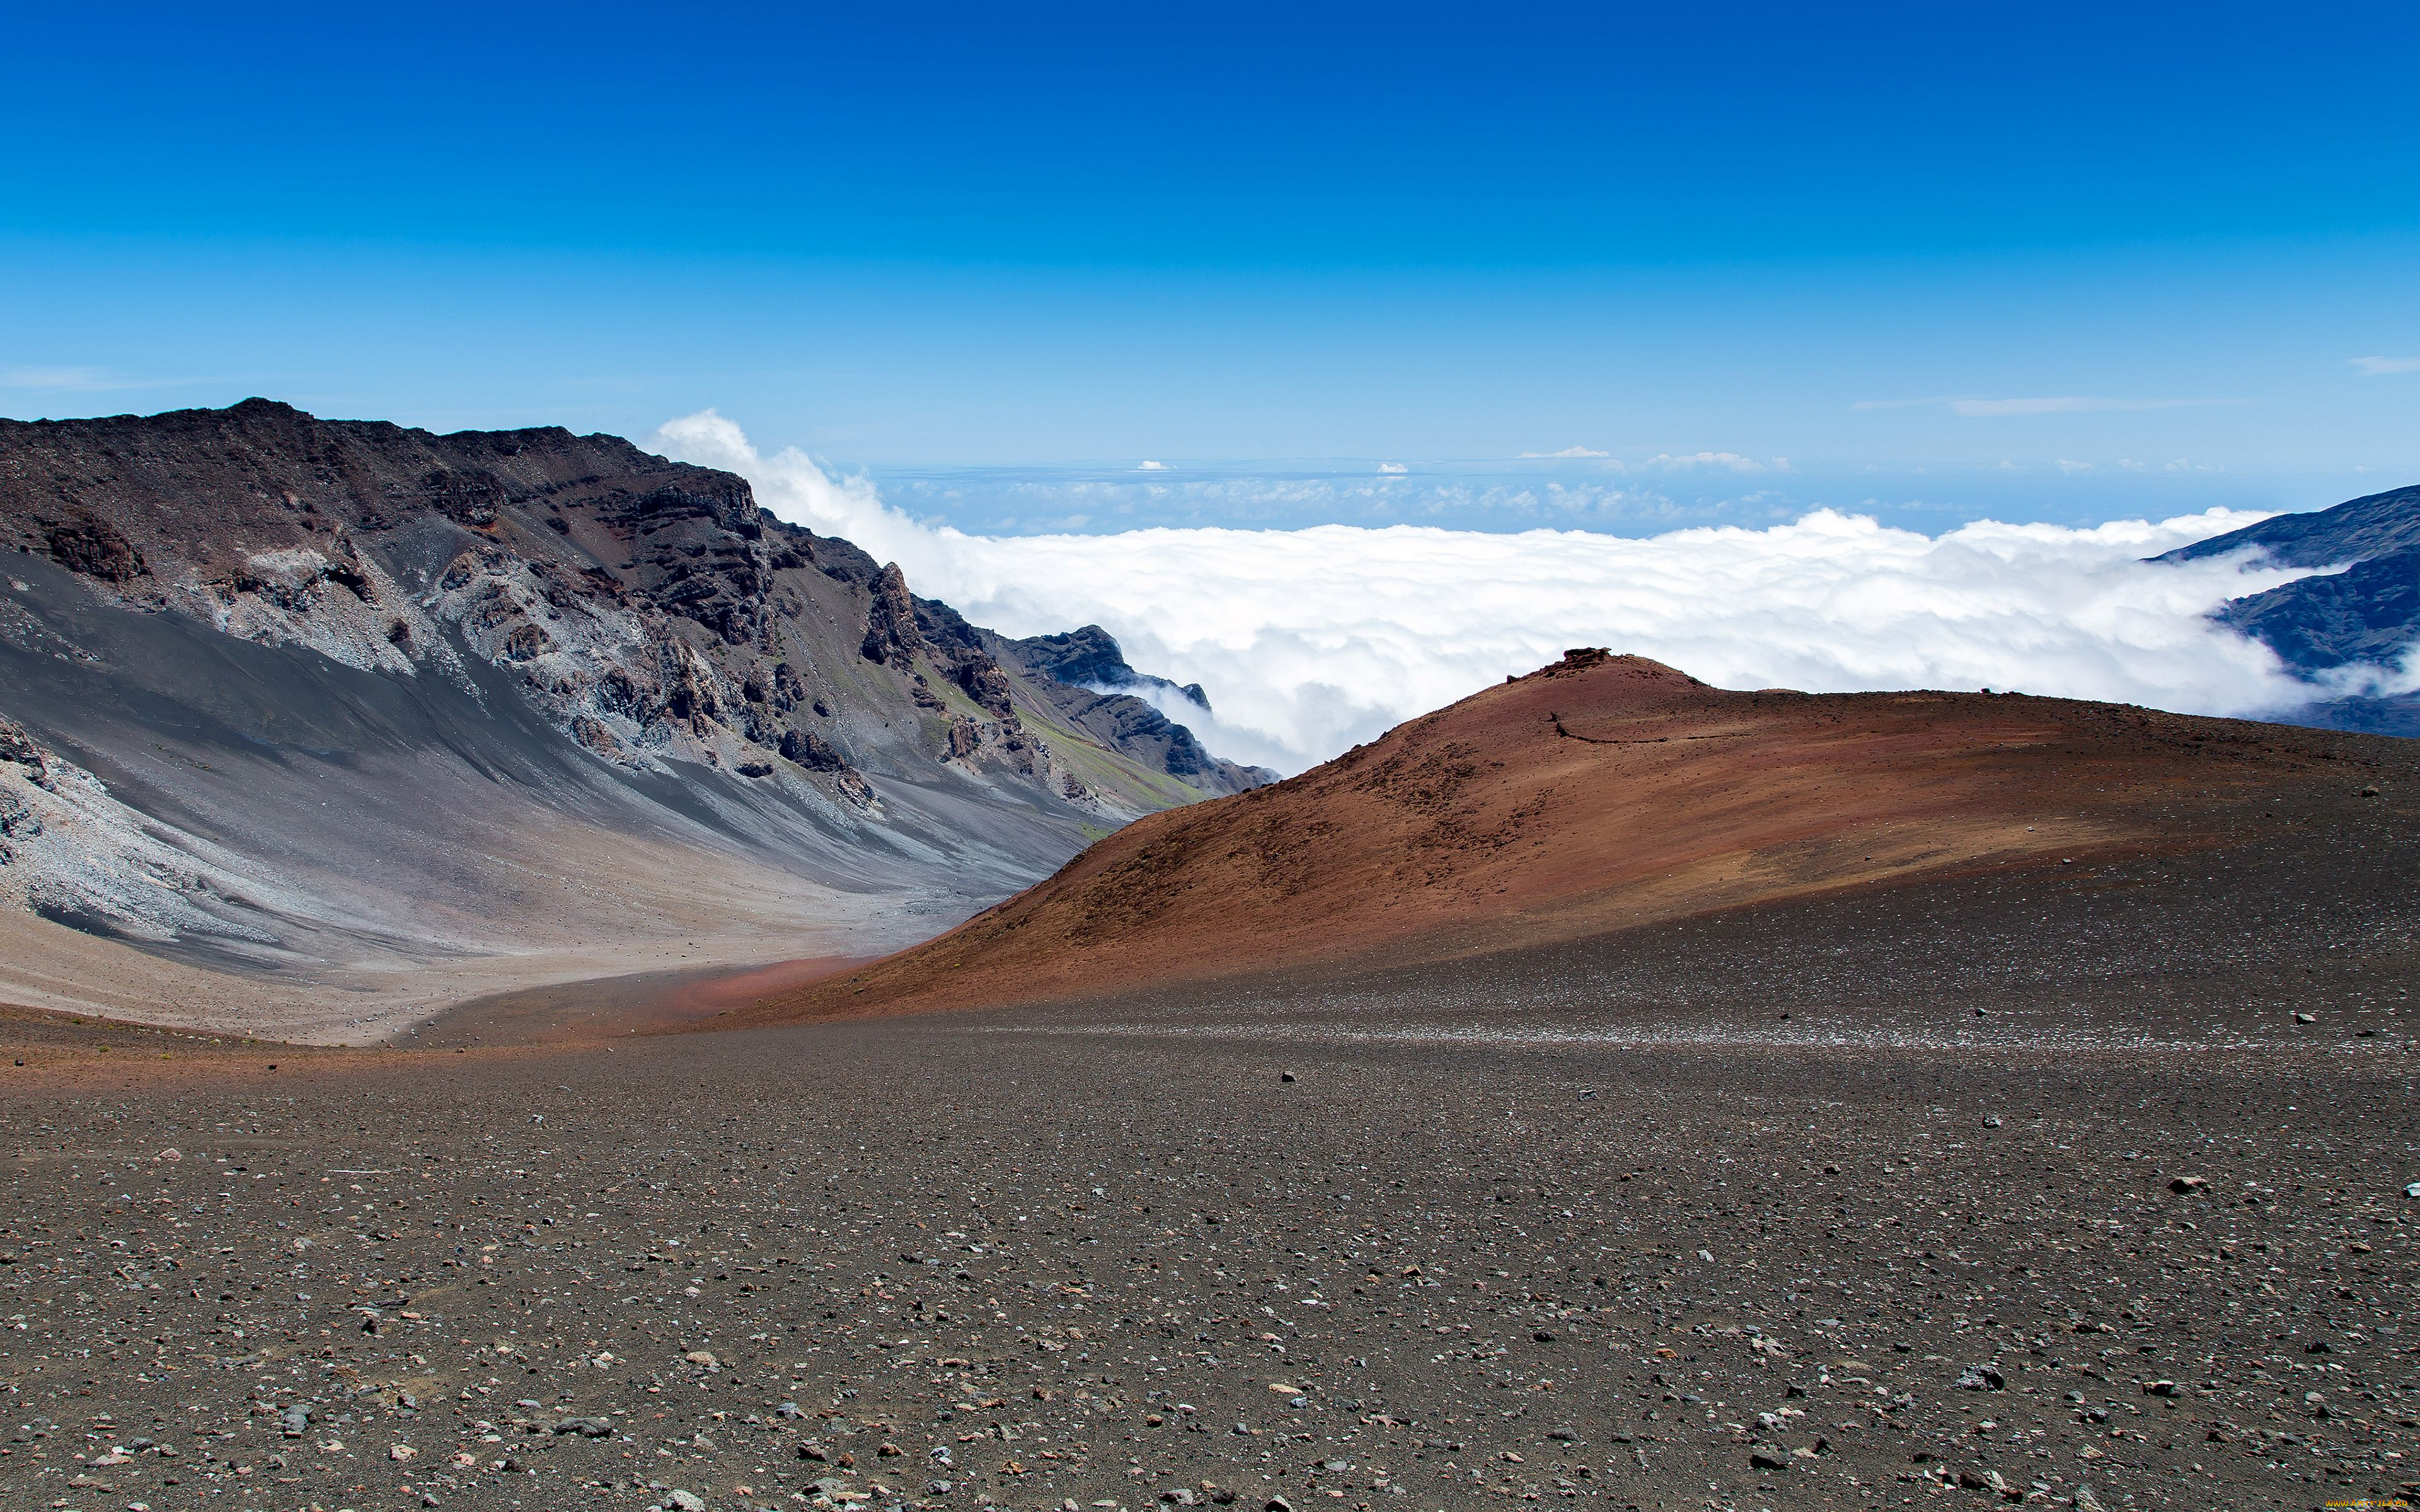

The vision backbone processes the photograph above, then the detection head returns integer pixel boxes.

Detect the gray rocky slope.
[0,399,1263,1032]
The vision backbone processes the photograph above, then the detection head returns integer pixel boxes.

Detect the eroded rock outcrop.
[0,399,1257,837]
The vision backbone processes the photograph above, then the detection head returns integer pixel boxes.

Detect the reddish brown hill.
[737,650,2397,1024]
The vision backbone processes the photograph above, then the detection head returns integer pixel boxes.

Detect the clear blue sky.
[5,1,2416,529]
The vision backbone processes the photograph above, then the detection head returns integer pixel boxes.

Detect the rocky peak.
[1,400,1264,835]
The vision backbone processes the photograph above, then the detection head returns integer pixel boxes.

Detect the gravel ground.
[1,1016,2412,1512]
[0,815,2413,1512]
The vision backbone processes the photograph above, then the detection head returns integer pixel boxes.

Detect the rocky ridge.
[0,400,1258,1032]
[0,398,1240,817]
[986,624,1274,797]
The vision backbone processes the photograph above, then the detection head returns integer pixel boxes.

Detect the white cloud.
[2056,459,2094,473]
[1136,459,1168,471]
[656,411,2336,777]
[1518,445,1611,459]
[1377,462,1407,474]
[2351,355,2420,376]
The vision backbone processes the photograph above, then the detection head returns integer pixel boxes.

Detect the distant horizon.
[5,391,2407,542]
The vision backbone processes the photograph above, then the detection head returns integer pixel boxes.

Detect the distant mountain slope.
[742,648,2400,1025]
[2216,543,2420,670]
[0,399,1253,1038]
[986,624,1274,796]
[2157,482,2420,567]
[2156,483,2420,736]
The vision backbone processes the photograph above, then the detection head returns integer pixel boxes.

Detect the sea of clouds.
[658,411,2399,776]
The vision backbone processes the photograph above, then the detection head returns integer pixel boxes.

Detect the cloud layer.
[658,411,2361,775]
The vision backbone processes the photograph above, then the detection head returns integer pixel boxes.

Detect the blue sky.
[5,1,2417,533]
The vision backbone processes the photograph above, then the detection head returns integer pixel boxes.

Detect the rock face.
[2155,483,2420,735]
[0,400,1255,1011]
[988,624,1274,796]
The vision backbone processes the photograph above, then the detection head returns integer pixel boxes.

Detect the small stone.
[1749,1450,1787,1470]
[2167,1176,2208,1194]
[682,1349,717,1366]
[1279,1072,1295,1082]
[2143,1379,2181,1397]
[554,1417,614,1437]
[2294,1012,2317,1024]
[389,1443,416,1461]
[669,1491,707,1512]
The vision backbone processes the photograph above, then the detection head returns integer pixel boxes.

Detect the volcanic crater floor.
[1,814,2414,1512]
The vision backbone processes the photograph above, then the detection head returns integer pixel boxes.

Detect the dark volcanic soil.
[0,773,2413,1512]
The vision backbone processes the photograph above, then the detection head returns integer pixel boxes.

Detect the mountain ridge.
[0,399,1259,1040]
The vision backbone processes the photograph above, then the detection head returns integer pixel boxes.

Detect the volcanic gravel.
[0,1034,2411,1511]
[0,802,2414,1512]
